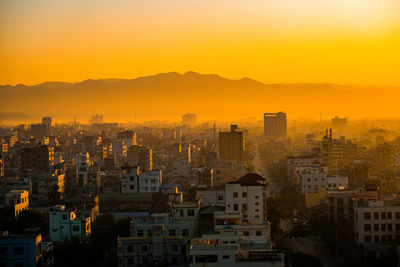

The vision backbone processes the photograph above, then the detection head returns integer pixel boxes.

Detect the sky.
[1,0,400,86]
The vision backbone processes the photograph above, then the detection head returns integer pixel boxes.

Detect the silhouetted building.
[263,112,287,139]
[182,113,197,126]
[219,125,244,164]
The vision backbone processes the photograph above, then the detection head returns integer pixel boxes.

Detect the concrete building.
[326,175,348,191]
[138,170,162,193]
[117,213,193,266]
[128,145,153,172]
[212,159,247,186]
[49,205,91,242]
[5,190,29,217]
[225,173,267,224]
[121,164,140,194]
[219,125,244,164]
[263,112,287,140]
[0,232,47,267]
[326,190,356,222]
[117,131,137,147]
[354,199,400,245]
[189,238,284,267]
[20,145,55,171]
[121,164,162,193]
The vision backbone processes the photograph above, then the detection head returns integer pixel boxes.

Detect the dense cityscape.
[0,113,399,266]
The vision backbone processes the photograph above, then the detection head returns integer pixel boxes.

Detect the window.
[187,209,195,216]
[14,247,24,255]
[130,185,134,190]
[242,204,247,211]
[381,235,386,242]
[233,192,238,198]
[171,245,178,252]
[255,202,259,206]
[169,229,176,236]
[129,176,134,181]
[364,224,371,231]
[337,198,344,205]
[73,225,80,232]
[182,229,189,237]
[137,230,144,237]
[62,214,68,220]
[127,257,134,265]
[14,263,24,267]
[256,231,262,236]
[242,192,247,198]
[223,255,230,259]
[395,212,400,219]
[387,212,392,219]
[381,224,386,231]
[374,224,379,231]
[388,224,392,231]
[147,230,152,237]
[364,235,371,243]
[127,245,134,253]
[180,210,184,216]
[396,224,400,231]
[233,204,238,211]
[217,195,224,201]
[255,215,260,218]
[364,212,371,220]
[255,195,259,199]
[243,231,249,236]
[374,235,379,243]
[381,212,386,219]
[374,212,379,219]
[141,245,148,252]
[195,255,217,263]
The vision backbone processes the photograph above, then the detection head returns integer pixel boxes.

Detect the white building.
[196,189,226,207]
[326,175,348,191]
[299,166,348,193]
[299,166,328,193]
[354,199,400,245]
[121,164,140,193]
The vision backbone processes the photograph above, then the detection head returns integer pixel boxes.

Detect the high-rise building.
[42,116,55,128]
[127,145,153,172]
[89,114,103,125]
[20,145,55,170]
[263,112,287,139]
[117,131,137,147]
[182,113,197,126]
[218,125,244,164]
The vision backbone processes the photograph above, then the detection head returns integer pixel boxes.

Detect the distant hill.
[0,71,399,121]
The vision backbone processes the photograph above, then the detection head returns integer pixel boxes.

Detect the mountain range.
[1,71,399,122]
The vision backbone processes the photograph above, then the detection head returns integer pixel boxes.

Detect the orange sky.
[1,0,400,86]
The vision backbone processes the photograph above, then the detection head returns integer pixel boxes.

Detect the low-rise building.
[189,238,284,267]
[117,213,193,266]
[5,190,29,217]
[49,205,91,242]
[354,199,400,245]
[0,232,48,267]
